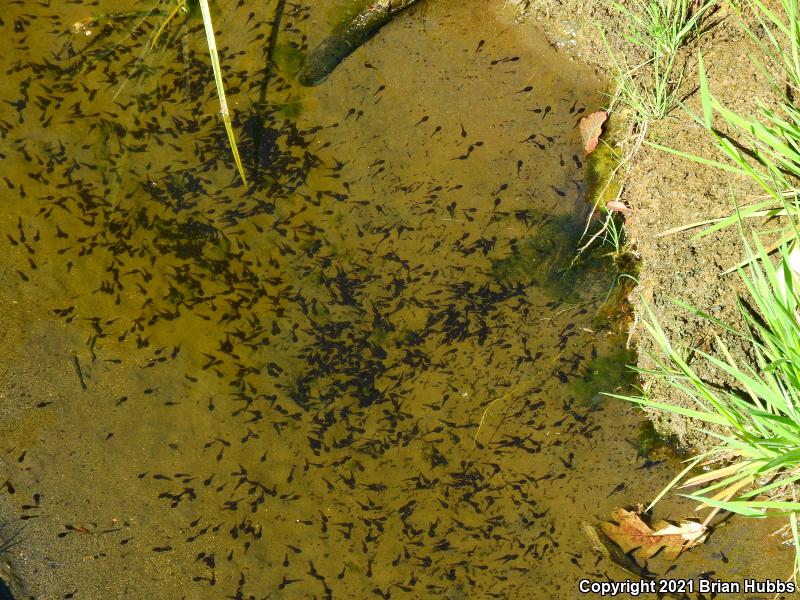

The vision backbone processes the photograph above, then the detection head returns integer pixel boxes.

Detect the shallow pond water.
[0,0,795,598]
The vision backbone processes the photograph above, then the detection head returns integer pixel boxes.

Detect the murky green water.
[0,1,794,598]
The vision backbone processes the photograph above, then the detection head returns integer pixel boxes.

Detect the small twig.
[536,302,587,322]
[471,349,567,450]
[0,522,24,554]
[577,211,616,256]
[72,355,88,390]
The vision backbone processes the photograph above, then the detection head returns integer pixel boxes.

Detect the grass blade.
[198,0,247,185]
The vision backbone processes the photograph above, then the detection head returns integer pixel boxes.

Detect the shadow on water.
[0,0,793,598]
[0,581,14,600]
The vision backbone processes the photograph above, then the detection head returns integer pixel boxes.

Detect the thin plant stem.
[198,0,248,185]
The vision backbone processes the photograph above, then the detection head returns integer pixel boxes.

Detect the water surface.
[0,1,793,598]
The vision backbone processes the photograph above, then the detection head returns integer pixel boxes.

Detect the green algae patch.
[491,236,558,286]
[490,214,580,287]
[571,342,636,406]
[629,421,682,461]
[277,95,304,119]
[584,113,625,210]
[273,43,306,78]
[490,209,628,310]
[593,268,638,330]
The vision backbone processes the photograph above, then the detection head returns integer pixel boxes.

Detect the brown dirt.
[511,0,784,448]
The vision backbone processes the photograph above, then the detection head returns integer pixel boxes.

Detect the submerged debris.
[599,508,708,561]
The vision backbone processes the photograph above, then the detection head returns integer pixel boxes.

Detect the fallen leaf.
[579,110,607,155]
[651,521,707,545]
[607,200,632,213]
[583,520,658,579]
[599,508,708,561]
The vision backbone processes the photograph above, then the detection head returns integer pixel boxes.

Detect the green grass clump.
[652,52,800,257]
[613,0,800,571]
[586,0,713,263]
[651,1,800,259]
[612,235,800,568]
[601,0,715,123]
[742,0,800,92]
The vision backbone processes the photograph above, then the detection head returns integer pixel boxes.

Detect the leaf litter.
[599,507,709,561]
[579,110,607,155]
[606,200,632,213]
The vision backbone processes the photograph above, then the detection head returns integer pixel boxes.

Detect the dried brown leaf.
[607,200,632,214]
[579,110,607,155]
[599,508,707,561]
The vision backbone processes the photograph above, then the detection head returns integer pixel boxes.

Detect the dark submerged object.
[298,0,422,86]
[0,579,16,600]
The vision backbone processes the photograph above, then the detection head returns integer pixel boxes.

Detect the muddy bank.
[511,0,783,447]
[512,0,800,570]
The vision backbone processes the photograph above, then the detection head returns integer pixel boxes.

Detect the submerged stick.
[72,355,87,391]
[259,0,287,104]
[298,0,423,86]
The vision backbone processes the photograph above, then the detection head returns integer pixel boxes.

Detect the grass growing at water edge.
[651,1,800,267]
[651,51,800,263]
[608,0,800,572]
[583,1,713,265]
[601,0,715,125]
[610,235,800,569]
